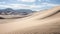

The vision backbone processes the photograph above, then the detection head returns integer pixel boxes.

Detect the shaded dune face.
[29,6,60,20]
[0,6,60,34]
[0,17,5,19]
[21,6,60,20]
[39,10,60,19]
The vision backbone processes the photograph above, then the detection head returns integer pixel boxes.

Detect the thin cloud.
[0,2,60,11]
[17,0,36,2]
[42,2,60,6]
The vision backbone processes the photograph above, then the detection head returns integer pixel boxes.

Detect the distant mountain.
[0,8,34,15]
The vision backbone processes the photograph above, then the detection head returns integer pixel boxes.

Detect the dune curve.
[0,6,60,34]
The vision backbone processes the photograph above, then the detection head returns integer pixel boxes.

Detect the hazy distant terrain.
[0,6,60,34]
[0,8,34,15]
[0,8,35,19]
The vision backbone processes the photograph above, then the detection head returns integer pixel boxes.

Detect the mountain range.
[0,8,34,15]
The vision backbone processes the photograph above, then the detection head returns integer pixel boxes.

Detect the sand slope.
[0,6,60,34]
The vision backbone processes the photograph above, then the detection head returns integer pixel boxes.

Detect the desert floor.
[0,6,60,34]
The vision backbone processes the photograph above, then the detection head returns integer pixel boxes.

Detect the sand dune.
[0,6,60,34]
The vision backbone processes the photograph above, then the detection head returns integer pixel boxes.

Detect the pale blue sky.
[0,0,60,11]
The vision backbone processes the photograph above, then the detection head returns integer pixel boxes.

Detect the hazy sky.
[0,0,60,11]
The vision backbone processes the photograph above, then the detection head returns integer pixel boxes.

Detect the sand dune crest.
[0,6,60,34]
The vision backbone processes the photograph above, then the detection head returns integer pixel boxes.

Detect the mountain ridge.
[0,8,34,15]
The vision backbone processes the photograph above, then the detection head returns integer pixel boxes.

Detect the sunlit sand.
[0,6,60,34]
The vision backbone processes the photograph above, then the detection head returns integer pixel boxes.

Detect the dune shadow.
[0,17,5,19]
[39,10,60,19]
